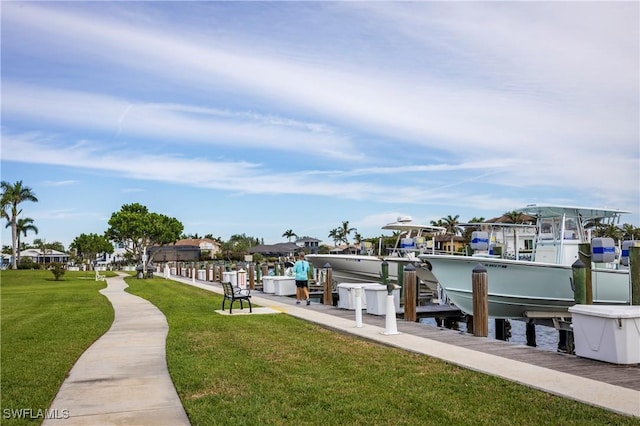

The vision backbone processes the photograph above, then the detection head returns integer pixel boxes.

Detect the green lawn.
[126,277,639,426]
[1,270,113,425]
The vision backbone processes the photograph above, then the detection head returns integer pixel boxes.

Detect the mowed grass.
[1,270,114,425]
[126,278,639,426]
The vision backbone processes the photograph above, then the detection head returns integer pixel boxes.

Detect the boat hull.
[419,255,629,318]
[306,254,439,289]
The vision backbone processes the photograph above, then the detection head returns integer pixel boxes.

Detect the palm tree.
[328,228,341,247]
[599,224,624,242]
[1,181,39,269]
[339,221,356,244]
[501,211,526,256]
[282,229,297,242]
[33,238,50,265]
[7,217,38,265]
[622,224,640,240]
[440,215,461,254]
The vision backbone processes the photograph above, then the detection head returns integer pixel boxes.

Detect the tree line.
[2,179,640,269]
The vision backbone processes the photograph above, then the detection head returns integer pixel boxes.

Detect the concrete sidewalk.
[44,274,189,425]
[175,275,640,419]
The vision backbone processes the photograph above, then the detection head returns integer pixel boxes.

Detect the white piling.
[383,293,400,335]
[354,286,363,328]
[192,268,196,284]
[164,264,170,279]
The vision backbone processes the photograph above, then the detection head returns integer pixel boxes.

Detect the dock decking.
[256,290,640,392]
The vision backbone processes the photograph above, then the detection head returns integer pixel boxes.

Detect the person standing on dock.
[293,252,311,305]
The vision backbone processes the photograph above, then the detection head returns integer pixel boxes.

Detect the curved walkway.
[44,274,189,425]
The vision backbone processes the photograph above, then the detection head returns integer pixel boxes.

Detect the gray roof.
[249,242,300,255]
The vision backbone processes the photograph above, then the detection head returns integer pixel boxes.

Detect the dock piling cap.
[572,259,585,268]
[472,263,487,273]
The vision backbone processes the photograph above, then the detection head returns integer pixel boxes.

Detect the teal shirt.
[293,260,309,281]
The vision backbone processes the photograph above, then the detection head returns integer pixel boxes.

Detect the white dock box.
[222,271,237,286]
[337,283,380,310]
[364,284,400,316]
[568,305,640,364]
[262,276,276,294]
[273,277,296,296]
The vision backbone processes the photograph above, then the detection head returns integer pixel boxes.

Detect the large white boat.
[418,205,632,319]
[306,217,445,289]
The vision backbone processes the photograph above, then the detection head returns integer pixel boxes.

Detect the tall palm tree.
[599,224,624,242]
[7,217,38,265]
[622,223,640,240]
[328,228,341,246]
[282,229,297,242]
[501,211,526,256]
[1,181,39,269]
[33,238,51,264]
[440,215,461,254]
[339,221,356,244]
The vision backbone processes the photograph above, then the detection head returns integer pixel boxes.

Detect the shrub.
[49,262,66,281]
[18,258,37,269]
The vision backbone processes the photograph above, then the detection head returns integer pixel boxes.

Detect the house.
[433,235,466,254]
[295,237,321,252]
[249,242,300,257]
[19,249,69,265]
[148,245,200,262]
[173,238,221,258]
[328,244,360,255]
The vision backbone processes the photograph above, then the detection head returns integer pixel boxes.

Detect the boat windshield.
[539,217,580,241]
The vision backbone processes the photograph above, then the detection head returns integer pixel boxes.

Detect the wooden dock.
[253,290,640,392]
[309,302,640,392]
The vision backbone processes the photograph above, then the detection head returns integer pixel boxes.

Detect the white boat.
[306,217,445,289]
[418,205,632,319]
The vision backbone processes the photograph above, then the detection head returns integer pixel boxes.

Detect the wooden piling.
[572,259,586,304]
[403,264,417,322]
[397,262,404,301]
[495,319,510,341]
[472,264,488,337]
[248,263,255,290]
[323,263,333,305]
[630,246,640,306]
[525,319,537,347]
[578,243,593,304]
[261,264,268,283]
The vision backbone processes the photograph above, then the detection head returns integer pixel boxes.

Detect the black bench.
[221,281,252,314]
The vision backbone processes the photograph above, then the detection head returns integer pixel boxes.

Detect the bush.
[50,262,66,281]
[18,258,37,270]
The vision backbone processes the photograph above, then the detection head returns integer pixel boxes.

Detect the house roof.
[174,238,220,247]
[20,248,67,256]
[249,242,299,255]
[296,237,321,243]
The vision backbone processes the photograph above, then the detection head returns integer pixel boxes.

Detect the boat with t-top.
[306,217,445,289]
[418,205,632,319]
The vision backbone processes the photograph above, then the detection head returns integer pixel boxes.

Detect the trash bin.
[136,265,144,279]
[364,284,400,315]
[146,267,154,278]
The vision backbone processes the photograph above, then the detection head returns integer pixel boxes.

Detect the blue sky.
[1,1,638,249]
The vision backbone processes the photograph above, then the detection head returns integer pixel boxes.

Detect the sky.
[1,1,639,250]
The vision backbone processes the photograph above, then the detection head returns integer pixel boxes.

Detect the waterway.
[420,317,560,352]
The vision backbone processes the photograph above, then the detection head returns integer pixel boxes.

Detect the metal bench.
[221,281,252,314]
[95,270,107,282]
